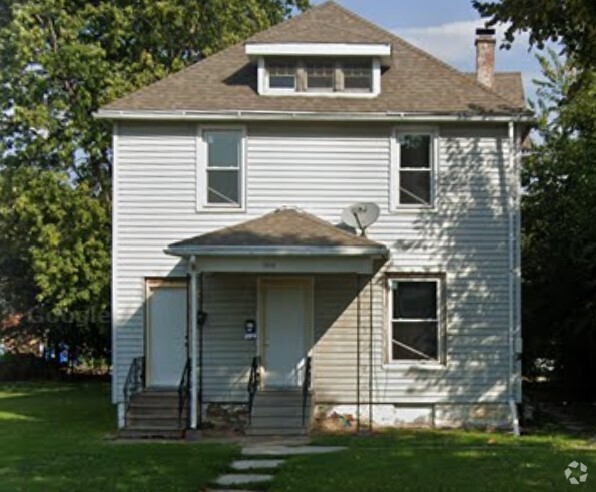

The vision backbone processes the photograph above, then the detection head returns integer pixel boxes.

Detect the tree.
[0,0,310,199]
[522,51,596,399]
[472,0,596,70]
[0,168,111,360]
[0,0,309,362]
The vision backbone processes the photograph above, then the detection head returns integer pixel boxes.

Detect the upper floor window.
[198,129,244,210]
[306,61,334,91]
[343,62,372,91]
[268,61,296,90]
[260,57,378,97]
[389,278,442,362]
[392,130,437,209]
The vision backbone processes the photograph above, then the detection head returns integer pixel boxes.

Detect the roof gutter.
[165,245,389,258]
[94,109,534,123]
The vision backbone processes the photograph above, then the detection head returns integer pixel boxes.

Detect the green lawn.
[272,430,595,492]
[0,383,235,492]
[0,383,593,492]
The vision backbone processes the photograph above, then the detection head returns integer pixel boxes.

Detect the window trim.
[196,125,247,213]
[386,275,446,366]
[390,127,439,212]
[258,56,381,98]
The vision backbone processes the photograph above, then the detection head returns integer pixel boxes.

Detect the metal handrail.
[178,358,191,428]
[247,355,261,423]
[123,356,145,415]
[302,356,312,425]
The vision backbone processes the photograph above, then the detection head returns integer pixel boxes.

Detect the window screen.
[343,62,372,91]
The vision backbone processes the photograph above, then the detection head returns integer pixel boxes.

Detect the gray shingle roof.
[167,208,386,252]
[101,1,528,116]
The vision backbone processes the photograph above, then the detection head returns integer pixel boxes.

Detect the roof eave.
[94,108,534,123]
[165,244,389,258]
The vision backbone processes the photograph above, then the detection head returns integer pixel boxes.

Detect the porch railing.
[302,356,312,425]
[123,356,145,416]
[178,358,191,428]
[247,355,261,424]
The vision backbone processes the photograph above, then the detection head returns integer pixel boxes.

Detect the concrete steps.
[120,388,186,439]
[246,389,311,437]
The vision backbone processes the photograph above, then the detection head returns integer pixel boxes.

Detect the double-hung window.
[389,278,442,362]
[202,129,243,208]
[395,132,435,207]
[268,61,296,90]
[306,61,334,91]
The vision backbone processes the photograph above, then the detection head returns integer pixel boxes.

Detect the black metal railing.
[302,356,312,425]
[247,355,261,423]
[123,356,145,415]
[178,358,191,428]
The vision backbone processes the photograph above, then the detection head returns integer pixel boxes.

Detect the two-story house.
[97,1,531,438]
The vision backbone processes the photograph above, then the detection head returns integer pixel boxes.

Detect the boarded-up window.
[204,130,242,206]
[390,279,440,361]
[397,134,432,205]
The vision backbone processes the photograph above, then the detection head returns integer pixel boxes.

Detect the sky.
[312,0,547,103]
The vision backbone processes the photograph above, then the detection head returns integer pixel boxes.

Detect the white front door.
[146,280,187,387]
[261,278,311,388]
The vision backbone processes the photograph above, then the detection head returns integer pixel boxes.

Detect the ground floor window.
[389,277,442,362]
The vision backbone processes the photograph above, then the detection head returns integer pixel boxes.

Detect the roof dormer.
[245,43,391,98]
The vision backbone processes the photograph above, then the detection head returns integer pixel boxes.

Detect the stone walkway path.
[208,444,346,491]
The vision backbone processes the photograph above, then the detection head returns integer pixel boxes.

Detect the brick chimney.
[475,27,496,88]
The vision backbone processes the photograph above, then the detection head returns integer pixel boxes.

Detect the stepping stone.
[242,445,346,456]
[231,459,285,470]
[214,474,273,486]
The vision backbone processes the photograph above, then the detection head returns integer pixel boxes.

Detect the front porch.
[120,208,387,437]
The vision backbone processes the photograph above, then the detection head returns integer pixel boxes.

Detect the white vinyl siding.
[113,121,518,406]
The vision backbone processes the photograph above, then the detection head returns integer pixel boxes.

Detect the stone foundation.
[204,403,249,431]
[314,403,512,431]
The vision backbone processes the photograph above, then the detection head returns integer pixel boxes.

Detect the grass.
[0,382,236,492]
[269,430,596,492]
[1,383,593,491]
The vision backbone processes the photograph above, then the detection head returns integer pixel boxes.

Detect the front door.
[261,278,311,388]
[146,280,187,387]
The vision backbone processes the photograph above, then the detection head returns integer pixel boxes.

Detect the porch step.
[122,387,186,439]
[246,390,312,437]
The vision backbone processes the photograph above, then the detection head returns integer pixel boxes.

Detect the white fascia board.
[245,42,391,58]
[94,109,534,123]
[164,245,388,258]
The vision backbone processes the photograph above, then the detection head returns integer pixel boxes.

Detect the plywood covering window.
[198,127,246,211]
[389,278,442,362]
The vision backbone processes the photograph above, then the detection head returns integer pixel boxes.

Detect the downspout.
[190,257,198,429]
[356,274,361,433]
[507,122,520,436]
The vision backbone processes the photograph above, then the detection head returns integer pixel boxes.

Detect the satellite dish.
[341,202,380,236]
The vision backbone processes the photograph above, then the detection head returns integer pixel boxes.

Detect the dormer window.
[247,43,390,98]
[268,61,296,90]
[343,62,373,91]
[306,61,334,91]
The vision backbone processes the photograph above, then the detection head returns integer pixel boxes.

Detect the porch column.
[190,258,198,429]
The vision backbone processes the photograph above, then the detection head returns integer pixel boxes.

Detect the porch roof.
[165,208,388,258]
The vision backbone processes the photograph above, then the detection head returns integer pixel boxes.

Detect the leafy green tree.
[522,52,596,399]
[472,0,596,69]
[0,0,309,198]
[0,0,309,362]
[0,168,111,360]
